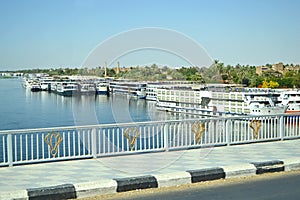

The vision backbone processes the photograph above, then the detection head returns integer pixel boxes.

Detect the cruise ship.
[154,84,289,116]
[79,83,96,95]
[109,81,147,99]
[39,77,54,91]
[96,82,109,95]
[154,84,217,116]
[56,82,78,96]
[23,78,41,92]
[278,89,300,113]
[210,86,288,116]
[243,92,288,115]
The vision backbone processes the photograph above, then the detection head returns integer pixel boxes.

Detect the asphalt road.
[90,171,300,200]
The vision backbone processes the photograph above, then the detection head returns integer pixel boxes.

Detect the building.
[256,66,271,75]
[272,62,284,74]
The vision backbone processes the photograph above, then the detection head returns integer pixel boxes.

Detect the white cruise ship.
[109,81,147,99]
[210,86,288,116]
[243,92,288,115]
[79,83,96,95]
[155,84,216,115]
[153,84,288,116]
[56,82,78,96]
[277,89,300,113]
[96,82,108,95]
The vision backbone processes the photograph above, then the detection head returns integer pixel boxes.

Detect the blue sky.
[0,0,300,70]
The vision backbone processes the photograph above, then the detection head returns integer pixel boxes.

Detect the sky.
[0,0,300,70]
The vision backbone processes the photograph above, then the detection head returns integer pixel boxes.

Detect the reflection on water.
[73,94,173,126]
[0,79,175,130]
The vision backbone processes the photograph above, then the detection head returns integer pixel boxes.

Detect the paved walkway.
[1,139,300,195]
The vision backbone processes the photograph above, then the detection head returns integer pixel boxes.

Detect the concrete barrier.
[27,184,76,200]
[187,167,225,183]
[114,175,158,192]
[74,179,117,198]
[154,171,191,187]
[251,160,284,174]
[283,157,300,171]
[223,164,257,178]
[0,190,28,200]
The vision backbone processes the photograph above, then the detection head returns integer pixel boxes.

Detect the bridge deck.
[1,139,300,198]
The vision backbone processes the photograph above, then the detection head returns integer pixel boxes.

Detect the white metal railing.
[0,113,299,167]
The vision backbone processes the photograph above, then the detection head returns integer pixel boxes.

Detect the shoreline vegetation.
[1,61,300,88]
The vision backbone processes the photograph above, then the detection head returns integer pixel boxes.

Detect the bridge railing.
[0,114,299,167]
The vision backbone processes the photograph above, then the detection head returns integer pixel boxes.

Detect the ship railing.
[0,113,299,167]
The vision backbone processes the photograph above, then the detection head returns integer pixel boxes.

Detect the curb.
[282,157,300,171]
[153,171,191,188]
[27,184,76,200]
[222,163,257,178]
[114,175,158,192]
[251,160,284,174]
[73,179,117,199]
[1,158,300,200]
[0,190,28,200]
[187,167,225,183]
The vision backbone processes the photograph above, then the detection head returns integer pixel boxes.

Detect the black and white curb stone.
[1,158,300,200]
[251,160,284,174]
[114,175,158,192]
[73,179,117,199]
[27,184,76,200]
[187,167,225,183]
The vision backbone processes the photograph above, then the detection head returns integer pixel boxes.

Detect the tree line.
[14,61,300,88]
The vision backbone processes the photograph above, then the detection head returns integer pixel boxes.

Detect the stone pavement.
[1,139,300,199]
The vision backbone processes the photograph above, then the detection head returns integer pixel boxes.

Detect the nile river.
[0,78,176,131]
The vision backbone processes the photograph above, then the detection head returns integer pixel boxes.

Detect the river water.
[0,78,176,131]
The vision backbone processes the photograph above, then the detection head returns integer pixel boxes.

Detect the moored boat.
[96,82,108,95]
[244,92,288,115]
[79,83,96,95]
[30,82,41,92]
[39,77,54,91]
[155,86,215,115]
[278,90,300,113]
[56,83,78,96]
[23,78,41,92]
[109,81,147,99]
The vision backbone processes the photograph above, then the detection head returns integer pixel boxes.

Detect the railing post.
[225,119,231,146]
[91,128,97,158]
[164,123,169,151]
[279,116,284,140]
[7,133,13,167]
